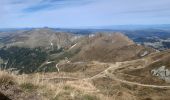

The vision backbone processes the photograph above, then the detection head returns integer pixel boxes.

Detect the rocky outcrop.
[151,66,170,83]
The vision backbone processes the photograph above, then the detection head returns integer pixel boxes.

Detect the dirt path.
[105,62,170,89]
[42,59,170,89]
[87,60,170,89]
[106,70,170,88]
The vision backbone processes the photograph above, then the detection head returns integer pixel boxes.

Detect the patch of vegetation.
[53,47,81,62]
[136,87,157,96]
[63,85,74,90]
[52,91,72,100]
[49,47,64,54]
[0,72,15,86]
[0,46,48,73]
[76,94,99,100]
[20,82,38,92]
[121,83,137,91]
[37,62,58,72]
[149,59,170,69]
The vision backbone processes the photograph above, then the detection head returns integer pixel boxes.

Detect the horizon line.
[1,24,170,29]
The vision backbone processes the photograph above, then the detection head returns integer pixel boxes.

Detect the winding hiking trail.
[106,64,170,88]
[42,59,170,89]
[95,61,170,89]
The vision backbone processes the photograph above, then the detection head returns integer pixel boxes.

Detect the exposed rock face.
[151,66,170,83]
[140,51,148,57]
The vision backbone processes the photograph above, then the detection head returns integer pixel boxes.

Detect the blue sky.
[1,0,170,28]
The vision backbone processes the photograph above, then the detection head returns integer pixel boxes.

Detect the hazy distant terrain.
[1,25,170,51]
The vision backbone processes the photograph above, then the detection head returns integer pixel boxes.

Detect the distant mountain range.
[92,24,170,30]
[1,24,170,32]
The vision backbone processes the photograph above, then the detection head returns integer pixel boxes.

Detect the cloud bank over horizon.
[1,0,170,28]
